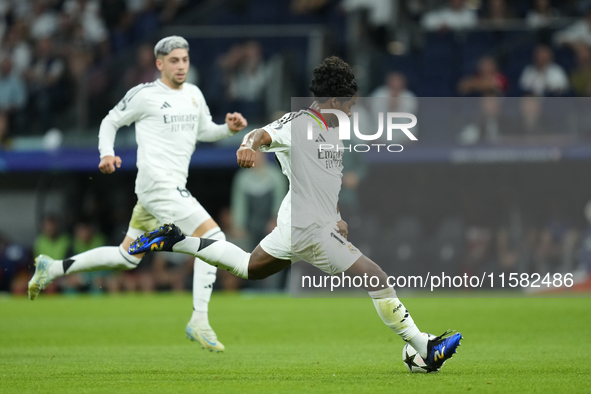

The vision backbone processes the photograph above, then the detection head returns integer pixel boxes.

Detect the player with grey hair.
[154,35,189,58]
[28,36,248,352]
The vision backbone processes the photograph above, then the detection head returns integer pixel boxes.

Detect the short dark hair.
[309,56,358,102]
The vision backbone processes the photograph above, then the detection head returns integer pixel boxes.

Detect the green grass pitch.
[1,293,590,393]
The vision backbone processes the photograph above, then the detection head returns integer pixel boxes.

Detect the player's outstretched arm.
[236,129,271,168]
[98,155,122,174]
[225,112,247,133]
[197,106,247,142]
[97,86,144,174]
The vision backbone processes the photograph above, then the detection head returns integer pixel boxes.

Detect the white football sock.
[48,259,65,279]
[369,287,428,358]
[190,311,210,329]
[190,228,224,325]
[172,236,250,279]
[61,245,141,276]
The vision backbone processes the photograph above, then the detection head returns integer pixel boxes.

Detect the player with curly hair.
[129,56,462,371]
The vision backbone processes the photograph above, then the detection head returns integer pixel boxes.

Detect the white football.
[402,333,441,373]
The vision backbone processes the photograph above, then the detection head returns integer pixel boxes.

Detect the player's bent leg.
[133,196,227,352]
[189,217,219,236]
[130,224,251,278]
[129,224,291,280]
[187,221,226,353]
[345,255,462,370]
[29,237,142,300]
[344,254,389,290]
[189,219,221,318]
[345,255,429,359]
[247,245,291,280]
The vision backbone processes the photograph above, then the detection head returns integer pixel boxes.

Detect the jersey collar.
[156,79,185,91]
[306,107,329,131]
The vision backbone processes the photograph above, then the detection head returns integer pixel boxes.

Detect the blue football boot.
[128,223,185,255]
[424,330,463,372]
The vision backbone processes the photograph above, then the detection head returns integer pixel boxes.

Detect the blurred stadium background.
[2,0,591,295]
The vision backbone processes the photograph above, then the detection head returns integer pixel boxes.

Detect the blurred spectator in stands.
[554,8,591,48]
[123,43,159,89]
[219,40,268,122]
[71,220,106,257]
[53,13,77,56]
[34,215,71,294]
[101,0,133,53]
[83,50,112,124]
[68,219,107,293]
[0,57,27,118]
[463,221,494,276]
[130,1,160,42]
[26,38,69,133]
[370,72,418,114]
[0,112,11,149]
[519,45,569,96]
[403,0,432,23]
[28,1,59,40]
[533,205,578,274]
[481,0,514,27]
[159,0,184,25]
[231,151,287,250]
[101,0,128,31]
[421,0,477,31]
[0,233,29,295]
[458,96,510,144]
[125,0,183,24]
[495,190,529,275]
[340,0,396,48]
[0,22,32,76]
[526,0,560,29]
[9,0,32,21]
[458,56,508,96]
[569,44,591,96]
[63,0,108,46]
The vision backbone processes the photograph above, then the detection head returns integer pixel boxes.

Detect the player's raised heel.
[185,323,225,353]
[424,330,463,372]
[28,254,56,300]
[128,223,185,255]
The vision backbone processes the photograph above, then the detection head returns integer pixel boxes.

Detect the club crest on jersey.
[192,97,198,108]
[347,244,358,254]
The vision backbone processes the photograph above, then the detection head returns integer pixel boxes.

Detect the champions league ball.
[402,333,440,373]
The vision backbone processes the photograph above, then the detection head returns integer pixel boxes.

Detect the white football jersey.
[98,79,231,194]
[260,111,343,229]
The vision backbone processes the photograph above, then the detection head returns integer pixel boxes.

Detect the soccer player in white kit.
[128,56,463,371]
[27,36,247,352]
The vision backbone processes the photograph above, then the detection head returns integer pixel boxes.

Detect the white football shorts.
[260,221,362,275]
[127,186,211,238]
